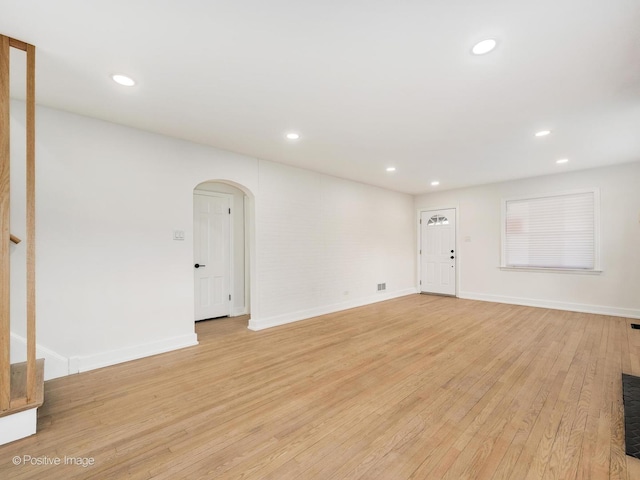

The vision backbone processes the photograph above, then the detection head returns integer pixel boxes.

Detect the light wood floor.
[2,295,640,479]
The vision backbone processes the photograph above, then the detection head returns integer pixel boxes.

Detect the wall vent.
[377,283,386,291]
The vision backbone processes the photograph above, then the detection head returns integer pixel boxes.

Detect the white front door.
[420,208,456,296]
[194,192,231,320]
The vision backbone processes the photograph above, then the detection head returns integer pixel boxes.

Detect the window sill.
[499,266,602,275]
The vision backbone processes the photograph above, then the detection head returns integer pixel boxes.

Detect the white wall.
[251,161,416,329]
[8,101,416,376]
[415,161,640,318]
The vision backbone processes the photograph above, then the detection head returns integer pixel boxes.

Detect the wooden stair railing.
[1,33,39,418]
[0,34,10,413]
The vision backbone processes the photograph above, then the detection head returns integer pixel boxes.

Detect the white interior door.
[194,192,231,320]
[420,208,456,296]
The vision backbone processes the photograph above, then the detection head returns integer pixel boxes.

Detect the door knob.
[450,256,455,259]
[194,263,206,268]
[451,250,454,253]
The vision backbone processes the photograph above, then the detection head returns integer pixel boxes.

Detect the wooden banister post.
[0,34,11,412]
[26,43,36,403]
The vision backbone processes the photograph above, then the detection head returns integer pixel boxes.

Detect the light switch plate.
[173,230,185,241]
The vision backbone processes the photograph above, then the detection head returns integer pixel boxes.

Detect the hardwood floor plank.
[627,456,640,480]
[610,319,629,480]
[459,313,574,480]
[540,315,598,479]
[356,307,547,479]
[485,316,587,480]
[0,295,635,479]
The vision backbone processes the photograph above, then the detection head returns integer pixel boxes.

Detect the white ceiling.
[2,0,639,194]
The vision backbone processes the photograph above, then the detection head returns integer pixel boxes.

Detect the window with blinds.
[502,189,599,270]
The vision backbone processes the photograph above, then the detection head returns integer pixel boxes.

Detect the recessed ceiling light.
[556,158,569,164]
[431,181,440,186]
[111,74,136,87]
[471,39,497,55]
[535,130,552,137]
[286,133,300,140]
[386,167,396,172]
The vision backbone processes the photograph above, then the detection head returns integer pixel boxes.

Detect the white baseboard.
[248,288,418,331]
[68,333,199,374]
[458,291,640,319]
[10,333,69,380]
[0,408,37,446]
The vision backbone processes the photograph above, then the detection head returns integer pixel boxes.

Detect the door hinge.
[229,294,231,301]
[419,249,421,255]
[228,208,231,214]
[419,219,422,224]
[419,280,422,285]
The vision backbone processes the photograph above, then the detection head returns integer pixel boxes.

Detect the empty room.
[1,1,640,479]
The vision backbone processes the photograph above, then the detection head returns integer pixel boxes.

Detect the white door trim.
[194,190,234,320]
[417,206,459,297]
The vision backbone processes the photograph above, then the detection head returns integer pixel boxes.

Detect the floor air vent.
[631,324,640,329]
[622,374,640,459]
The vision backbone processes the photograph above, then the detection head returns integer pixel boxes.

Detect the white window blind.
[503,190,597,270]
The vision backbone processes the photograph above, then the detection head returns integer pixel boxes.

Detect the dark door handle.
[451,250,454,253]
[194,263,206,268]
[450,256,455,259]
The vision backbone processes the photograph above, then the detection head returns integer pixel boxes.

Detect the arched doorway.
[193,180,254,322]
